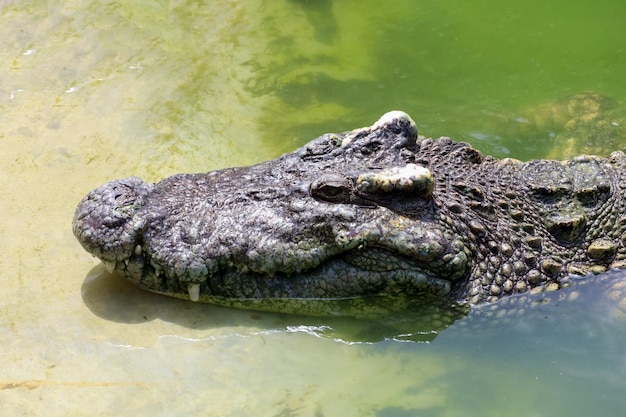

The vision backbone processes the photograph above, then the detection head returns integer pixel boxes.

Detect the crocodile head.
[73,112,473,305]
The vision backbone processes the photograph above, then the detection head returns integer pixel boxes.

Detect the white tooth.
[104,261,116,273]
[188,284,200,302]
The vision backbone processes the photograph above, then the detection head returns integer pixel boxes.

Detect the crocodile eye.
[310,175,353,203]
[318,184,344,197]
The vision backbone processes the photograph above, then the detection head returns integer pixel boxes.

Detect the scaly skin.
[73,111,626,312]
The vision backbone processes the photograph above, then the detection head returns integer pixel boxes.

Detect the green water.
[2,0,626,415]
[253,0,626,160]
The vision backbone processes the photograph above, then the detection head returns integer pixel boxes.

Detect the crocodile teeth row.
[103,259,201,301]
[188,284,200,302]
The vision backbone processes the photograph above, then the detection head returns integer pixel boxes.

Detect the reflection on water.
[2,0,626,415]
[82,268,469,343]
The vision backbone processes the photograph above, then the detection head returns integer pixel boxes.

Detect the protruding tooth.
[134,244,142,256]
[103,261,116,273]
[188,284,200,302]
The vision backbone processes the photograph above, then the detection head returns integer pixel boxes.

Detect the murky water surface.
[2,0,626,415]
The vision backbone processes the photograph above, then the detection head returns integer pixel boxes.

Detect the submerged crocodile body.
[507,91,626,160]
[73,111,626,312]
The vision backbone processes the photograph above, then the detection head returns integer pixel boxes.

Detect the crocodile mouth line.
[108,244,460,303]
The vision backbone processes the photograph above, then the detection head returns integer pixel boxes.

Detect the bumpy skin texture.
[73,111,626,308]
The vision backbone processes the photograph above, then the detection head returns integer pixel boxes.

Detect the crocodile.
[73,111,626,315]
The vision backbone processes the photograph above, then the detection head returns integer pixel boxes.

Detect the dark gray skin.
[73,111,626,311]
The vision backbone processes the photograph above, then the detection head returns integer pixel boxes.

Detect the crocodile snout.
[72,176,152,265]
